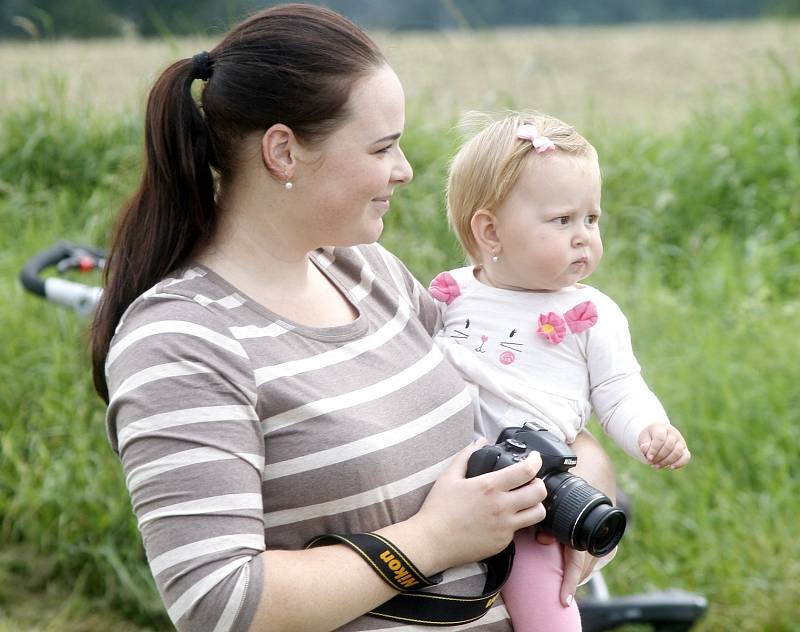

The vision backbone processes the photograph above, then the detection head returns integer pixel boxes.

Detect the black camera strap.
[306,532,515,626]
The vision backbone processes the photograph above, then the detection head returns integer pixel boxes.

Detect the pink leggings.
[501,532,582,632]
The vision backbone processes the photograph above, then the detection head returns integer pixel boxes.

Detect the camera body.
[466,424,626,556]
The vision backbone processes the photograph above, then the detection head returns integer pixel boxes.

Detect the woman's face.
[296,64,413,248]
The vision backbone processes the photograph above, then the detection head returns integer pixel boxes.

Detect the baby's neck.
[474,265,571,293]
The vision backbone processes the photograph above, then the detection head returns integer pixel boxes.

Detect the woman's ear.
[260,123,296,183]
[471,209,501,260]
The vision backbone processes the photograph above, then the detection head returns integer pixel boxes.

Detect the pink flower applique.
[429,271,461,305]
[537,312,567,344]
[564,301,598,334]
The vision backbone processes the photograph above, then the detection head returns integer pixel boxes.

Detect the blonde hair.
[446,110,597,263]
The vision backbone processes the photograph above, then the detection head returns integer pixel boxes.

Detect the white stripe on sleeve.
[107,320,247,369]
[168,556,250,625]
[138,493,263,529]
[110,361,215,404]
[211,564,250,632]
[126,447,264,491]
[150,533,265,576]
[118,405,258,452]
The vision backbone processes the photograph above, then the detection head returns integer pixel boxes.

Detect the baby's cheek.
[499,351,515,365]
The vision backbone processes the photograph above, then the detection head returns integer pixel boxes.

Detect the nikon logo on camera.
[379,549,420,588]
[564,457,578,466]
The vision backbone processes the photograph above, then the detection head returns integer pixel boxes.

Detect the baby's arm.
[638,423,691,469]
[586,295,689,464]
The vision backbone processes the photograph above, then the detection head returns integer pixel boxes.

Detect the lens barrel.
[542,473,627,556]
[580,503,626,556]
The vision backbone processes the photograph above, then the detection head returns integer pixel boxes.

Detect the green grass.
[2,60,800,632]
[0,87,169,629]
[592,268,800,631]
[0,545,153,631]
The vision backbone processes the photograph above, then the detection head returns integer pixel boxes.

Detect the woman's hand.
[534,532,597,606]
[409,439,547,572]
[537,429,616,606]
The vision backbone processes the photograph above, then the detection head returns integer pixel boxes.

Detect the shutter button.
[504,438,527,452]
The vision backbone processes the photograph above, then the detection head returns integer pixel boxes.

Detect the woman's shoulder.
[321,243,422,297]
[114,265,240,333]
[107,264,263,370]
[105,265,257,402]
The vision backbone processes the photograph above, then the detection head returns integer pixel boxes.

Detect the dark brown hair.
[91,4,385,401]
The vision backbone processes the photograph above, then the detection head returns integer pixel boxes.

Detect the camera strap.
[306,532,515,626]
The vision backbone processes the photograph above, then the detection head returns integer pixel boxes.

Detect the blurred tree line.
[2,0,799,39]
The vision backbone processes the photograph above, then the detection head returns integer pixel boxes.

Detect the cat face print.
[448,318,525,365]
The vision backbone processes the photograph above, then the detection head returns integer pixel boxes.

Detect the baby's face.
[491,153,603,292]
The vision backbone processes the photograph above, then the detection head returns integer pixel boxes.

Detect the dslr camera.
[466,423,626,556]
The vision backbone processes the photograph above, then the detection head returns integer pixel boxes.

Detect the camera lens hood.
[544,474,627,556]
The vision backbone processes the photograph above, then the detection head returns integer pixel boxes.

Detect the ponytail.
[91,59,216,402]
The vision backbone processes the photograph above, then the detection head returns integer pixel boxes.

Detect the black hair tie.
[191,51,213,81]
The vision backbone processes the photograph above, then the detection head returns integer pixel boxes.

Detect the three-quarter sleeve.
[106,299,266,632]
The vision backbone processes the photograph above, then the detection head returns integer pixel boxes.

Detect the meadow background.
[1,18,800,632]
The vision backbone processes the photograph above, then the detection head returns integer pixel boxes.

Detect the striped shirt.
[105,244,514,632]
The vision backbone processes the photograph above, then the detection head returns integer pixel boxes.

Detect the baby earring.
[284,181,293,190]
[491,250,499,263]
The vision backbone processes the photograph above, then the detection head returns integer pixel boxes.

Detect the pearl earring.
[491,251,499,262]
[284,181,293,190]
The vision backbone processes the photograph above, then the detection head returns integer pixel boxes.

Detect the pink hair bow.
[517,123,556,154]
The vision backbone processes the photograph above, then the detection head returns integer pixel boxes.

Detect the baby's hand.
[638,424,691,470]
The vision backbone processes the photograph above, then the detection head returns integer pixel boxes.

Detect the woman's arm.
[249,441,547,631]
[106,300,268,632]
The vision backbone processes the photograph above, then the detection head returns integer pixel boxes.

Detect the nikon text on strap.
[306,532,514,626]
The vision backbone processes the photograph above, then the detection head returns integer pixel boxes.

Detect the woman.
[92,5,609,631]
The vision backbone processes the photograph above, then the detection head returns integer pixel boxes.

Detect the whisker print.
[499,342,524,350]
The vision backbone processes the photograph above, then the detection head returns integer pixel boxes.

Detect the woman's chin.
[326,222,384,248]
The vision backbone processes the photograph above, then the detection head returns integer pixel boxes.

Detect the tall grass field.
[2,20,800,631]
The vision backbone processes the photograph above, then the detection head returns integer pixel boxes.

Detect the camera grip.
[466,445,503,478]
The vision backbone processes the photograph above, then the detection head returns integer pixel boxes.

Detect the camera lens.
[540,473,627,556]
[579,503,626,556]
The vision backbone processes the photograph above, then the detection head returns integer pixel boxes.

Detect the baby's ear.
[470,209,500,258]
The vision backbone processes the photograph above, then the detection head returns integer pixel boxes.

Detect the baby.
[430,111,691,631]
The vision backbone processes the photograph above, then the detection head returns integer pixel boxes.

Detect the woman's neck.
[200,179,314,276]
